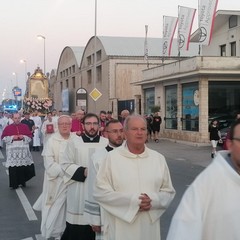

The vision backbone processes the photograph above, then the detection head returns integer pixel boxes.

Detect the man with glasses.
[61,113,108,240]
[167,119,240,240]
[94,114,175,240]
[85,119,124,239]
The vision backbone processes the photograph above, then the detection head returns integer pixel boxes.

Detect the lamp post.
[12,72,18,87]
[20,59,27,110]
[37,35,46,74]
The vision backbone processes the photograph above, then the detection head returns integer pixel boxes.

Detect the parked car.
[208,114,235,130]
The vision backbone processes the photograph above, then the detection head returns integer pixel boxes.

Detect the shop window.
[182,82,199,131]
[144,88,155,114]
[165,85,177,129]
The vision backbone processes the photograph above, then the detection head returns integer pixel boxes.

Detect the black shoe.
[211,153,214,158]
[21,183,26,187]
[36,147,40,151]
[11,186,19,190]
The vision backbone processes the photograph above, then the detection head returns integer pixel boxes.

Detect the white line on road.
[16,188,38,221]
[21,238,33,240]
[0,150,4,159]
[35,234,45,240]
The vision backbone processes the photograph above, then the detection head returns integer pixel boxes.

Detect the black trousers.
[61,222,95,240]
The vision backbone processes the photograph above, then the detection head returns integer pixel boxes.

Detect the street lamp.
[12,72,18,87]
[37,35,46,74]
[20,59,27,81]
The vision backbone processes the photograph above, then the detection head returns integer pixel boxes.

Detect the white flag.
[178,6,196,51]
[163,16,178,57]
[198,0,218,45]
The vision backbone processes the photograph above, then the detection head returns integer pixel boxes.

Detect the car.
[208,114,235,130]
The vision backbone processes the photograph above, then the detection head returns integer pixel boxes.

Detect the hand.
[91,225,101,233]
[139,193,152,211]
[76,131,82,136]
[18,135,24,140]
[13,135,19,140]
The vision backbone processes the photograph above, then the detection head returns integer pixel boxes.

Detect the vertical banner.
[198,0,218,45]
[178,6,196,52]
[144,25,149,68]
[162,16,178,57]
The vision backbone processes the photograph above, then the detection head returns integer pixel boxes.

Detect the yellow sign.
[89,88,102,101]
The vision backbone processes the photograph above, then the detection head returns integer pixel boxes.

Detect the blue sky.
[0,0,238,101]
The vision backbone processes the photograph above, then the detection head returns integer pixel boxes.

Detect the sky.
[0,0,239,101]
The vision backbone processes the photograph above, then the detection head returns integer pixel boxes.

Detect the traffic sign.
[89,88,102,101]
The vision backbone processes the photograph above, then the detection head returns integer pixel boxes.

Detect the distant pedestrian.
[152,112,162,142]
[209,120,221,158]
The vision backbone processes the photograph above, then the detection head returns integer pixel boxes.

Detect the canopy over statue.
[24,67,52,114]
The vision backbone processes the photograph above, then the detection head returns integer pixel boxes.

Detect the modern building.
[137,10,240,143]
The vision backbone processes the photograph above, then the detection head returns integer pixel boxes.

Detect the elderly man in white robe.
[94,114,175,240]
[60,113,108,240]
[167,118,240,240]
[33,115,73,240]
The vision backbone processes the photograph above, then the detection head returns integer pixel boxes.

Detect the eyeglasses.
[106,129,124,134]
[128,127,147,132]
[232,137,240,142]
[58,123,71,126]
[84,122,99,126]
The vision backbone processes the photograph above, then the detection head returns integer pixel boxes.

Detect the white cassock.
[94,142,175,240]
[61,135,108,225]
[33,132,74,238]
[31,115,42,147]
[84,147,110,240]
[167,151,240,240]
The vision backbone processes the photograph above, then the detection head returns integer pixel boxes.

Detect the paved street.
[0,139,214,240]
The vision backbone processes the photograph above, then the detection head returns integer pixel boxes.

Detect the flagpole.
[198,0,202,56]
[144,25,149,68]
[162,16,165,64]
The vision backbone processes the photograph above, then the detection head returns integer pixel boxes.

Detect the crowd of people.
[1,108,240,240]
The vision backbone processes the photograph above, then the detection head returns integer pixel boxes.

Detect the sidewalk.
[146,138,215,168]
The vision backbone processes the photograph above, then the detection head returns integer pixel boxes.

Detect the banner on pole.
[163,16,178,57]
[178,6,196,51]
[198,0,218,45]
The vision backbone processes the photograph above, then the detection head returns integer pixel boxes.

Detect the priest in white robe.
[33,115,73,240]
[167,119,240,240]
[94,114,175,240]
[60,113,108,240]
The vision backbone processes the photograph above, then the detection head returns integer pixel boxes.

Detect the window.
[60,72,63,78]
[165,85,177,129]
[72,76,75,88]
[182,82,199,131]
[97,50,102,61]
[72,65,75,73]
[220,44,226,56]
[60,82,63,91]
[229,15,237,29]
[66,79,69,88]
[66,69,68,76]
[144,88,155,114]
[87,56,91,66]
[96,65,102,82]
[69,67,71,75]
[87,70,92,84]
[230,42,236,56]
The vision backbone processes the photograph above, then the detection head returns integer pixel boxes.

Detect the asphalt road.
[0,139,214,240]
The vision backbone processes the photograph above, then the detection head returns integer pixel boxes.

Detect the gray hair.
[57,115,72,124]
[123,114,147,130]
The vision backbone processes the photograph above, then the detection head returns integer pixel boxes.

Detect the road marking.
[16,188,38,221]
[0,150,4,159]
[35,234,45,240]
[21,238,33,240]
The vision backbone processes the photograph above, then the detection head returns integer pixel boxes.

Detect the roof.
[97,36,199,57]
[68,46,85,67]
